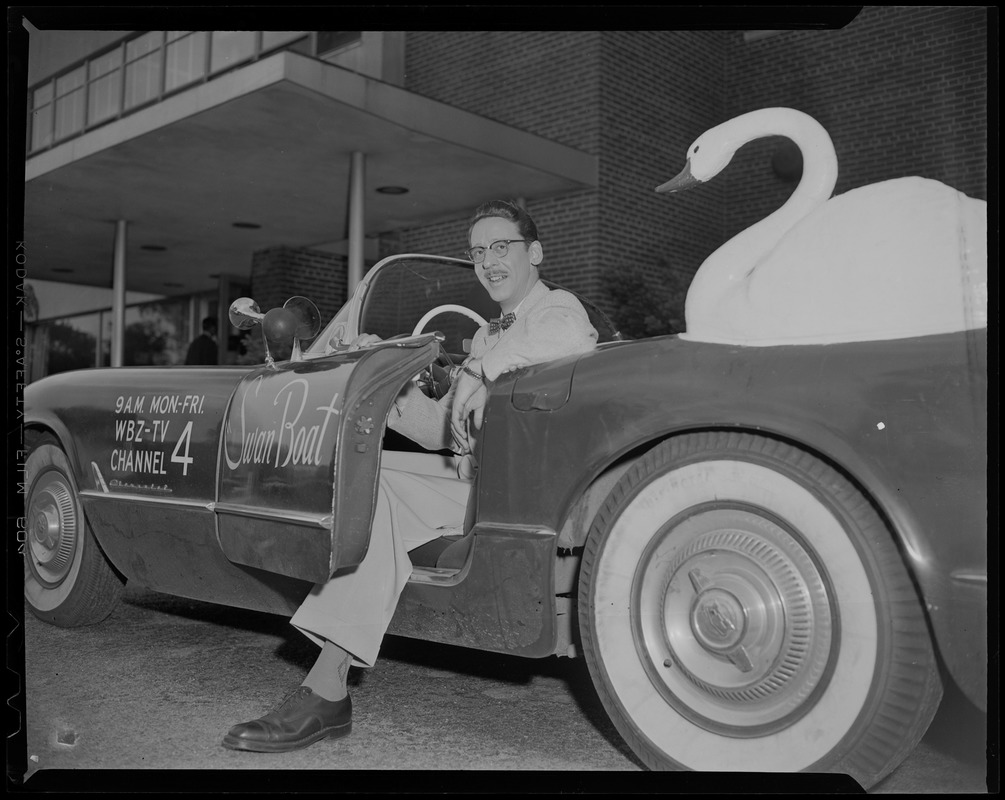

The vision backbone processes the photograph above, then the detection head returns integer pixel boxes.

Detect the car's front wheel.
[578,432,942,789]
[24,435,125,626]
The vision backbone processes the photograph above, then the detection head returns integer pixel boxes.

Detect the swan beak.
[656,161,702,194]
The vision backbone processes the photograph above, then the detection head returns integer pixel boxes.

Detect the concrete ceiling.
[23,51,597,296]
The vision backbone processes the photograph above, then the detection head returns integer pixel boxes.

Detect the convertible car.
[23,249,987,786]
[23,111,987,789]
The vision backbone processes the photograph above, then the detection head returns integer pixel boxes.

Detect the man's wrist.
[461,362,484,382]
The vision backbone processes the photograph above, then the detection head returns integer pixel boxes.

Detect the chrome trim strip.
[80,490,333,531]
[90,461,109,493]
[214,502,333,529]
[80,490,212,510]
[950,570,988,585]
[407,566,465,586]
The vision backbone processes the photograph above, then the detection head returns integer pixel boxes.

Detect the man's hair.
[202,316,217,333]
[468,199,539,243]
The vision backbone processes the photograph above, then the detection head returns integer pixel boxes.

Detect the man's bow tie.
[488,312,516,335]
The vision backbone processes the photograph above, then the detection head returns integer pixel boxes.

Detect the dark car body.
[24,253,987,784]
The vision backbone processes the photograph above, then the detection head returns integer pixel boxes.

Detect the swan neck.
[685,110,839,327]
[731,111,837,230]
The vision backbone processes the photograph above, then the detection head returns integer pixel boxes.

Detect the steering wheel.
[411,304,489,399]
[411,304,488,337]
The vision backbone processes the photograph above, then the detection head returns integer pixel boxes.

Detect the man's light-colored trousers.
[291,451,471,666]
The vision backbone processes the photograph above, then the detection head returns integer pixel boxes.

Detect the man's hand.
[449,361,488,453]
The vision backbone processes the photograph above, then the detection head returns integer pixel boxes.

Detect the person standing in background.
[185,316,218,365]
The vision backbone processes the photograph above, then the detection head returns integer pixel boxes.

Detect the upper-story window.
[30,83,54,151]
[166,31,208,92]
[26,31,381,156]
[124,31,164,110]
[53,65,86,141]
[210,31,257,74]
[87,48,123,125]
[262,31,308,53]
[317,31,361,57]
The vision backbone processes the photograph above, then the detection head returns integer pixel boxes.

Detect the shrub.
[601,261,690,339]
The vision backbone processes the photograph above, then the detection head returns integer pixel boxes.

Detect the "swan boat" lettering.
[224,376,341,470]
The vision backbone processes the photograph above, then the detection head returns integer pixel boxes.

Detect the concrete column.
[217,277,229,364]
[188,295,199,343]
[111,220,127,367]
[348,151,366,293]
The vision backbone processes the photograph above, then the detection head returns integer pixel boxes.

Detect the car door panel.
[217,337,440,583]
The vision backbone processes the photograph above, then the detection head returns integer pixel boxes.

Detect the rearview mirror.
[229,297,263,330]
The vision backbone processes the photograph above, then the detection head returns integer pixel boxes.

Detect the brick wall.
[280,14,987,330]
[405,31,603,152]
[250,246,347,323]
[718,6,988,245]
[597,31,728,299]
[401,30,732,312]
[401,32,605,298]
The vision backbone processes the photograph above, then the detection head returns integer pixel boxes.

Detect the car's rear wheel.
[578,432,942,789]
[24,436,124,626]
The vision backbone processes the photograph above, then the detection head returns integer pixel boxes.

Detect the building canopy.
[25,50,597,295]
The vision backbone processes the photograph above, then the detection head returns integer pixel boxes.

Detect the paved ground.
[11,584,994,793]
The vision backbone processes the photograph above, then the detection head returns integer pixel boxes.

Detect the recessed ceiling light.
[232,221,262,229]
[376,186,409,195]
[141,244,167,251]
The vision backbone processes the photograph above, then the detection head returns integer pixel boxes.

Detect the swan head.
[656,126,739,194]
[655,108,834,195]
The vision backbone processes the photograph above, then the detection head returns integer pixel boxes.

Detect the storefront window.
[123,301,191,366]
[26,293,214,380]
[35,313,101,377]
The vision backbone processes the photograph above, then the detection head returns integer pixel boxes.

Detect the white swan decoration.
[658,107,987,346]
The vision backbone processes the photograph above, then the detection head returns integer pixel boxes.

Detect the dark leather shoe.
[222,686,351,752]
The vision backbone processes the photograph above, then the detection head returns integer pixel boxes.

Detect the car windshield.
[307,256,497,357]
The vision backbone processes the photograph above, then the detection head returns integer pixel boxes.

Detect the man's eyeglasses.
[465,239,530,264]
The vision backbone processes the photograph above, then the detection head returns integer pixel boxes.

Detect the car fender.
[23,366,251,501]
[487,330,987,706]
[497,333,985,569]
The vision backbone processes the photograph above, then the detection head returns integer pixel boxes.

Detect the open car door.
[215,335,440,583]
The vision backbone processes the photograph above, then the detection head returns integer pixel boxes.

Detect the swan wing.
[691,177,987,345]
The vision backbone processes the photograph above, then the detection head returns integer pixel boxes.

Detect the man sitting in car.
[224,199,599,753]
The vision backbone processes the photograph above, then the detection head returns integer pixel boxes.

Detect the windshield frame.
[305,254,478,357]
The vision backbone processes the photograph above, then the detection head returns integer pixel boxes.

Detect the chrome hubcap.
[634,505,836,735]
[690,583,748,659]
[27,470,78,586]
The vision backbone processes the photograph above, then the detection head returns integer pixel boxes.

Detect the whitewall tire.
[578,432,942,788]
[24,436,124,626]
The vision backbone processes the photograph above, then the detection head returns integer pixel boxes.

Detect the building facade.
[20,10,989,377]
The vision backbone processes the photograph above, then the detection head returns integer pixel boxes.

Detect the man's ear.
[529,240,543,266]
